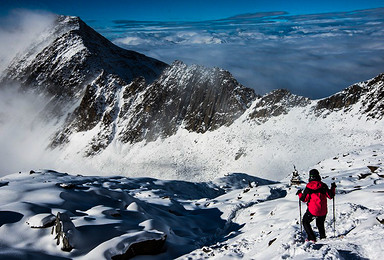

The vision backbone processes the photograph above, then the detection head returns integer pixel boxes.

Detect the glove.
[296,189,302,195]
[331,182,337,189]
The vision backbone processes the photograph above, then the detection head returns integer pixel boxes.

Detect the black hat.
[309,169,321,181]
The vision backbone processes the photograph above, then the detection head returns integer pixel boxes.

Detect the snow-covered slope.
[50,72,384,181]
[181,144,384,260]
[0,145,383,259]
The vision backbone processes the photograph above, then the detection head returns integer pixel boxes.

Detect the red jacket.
[298,181,335,216]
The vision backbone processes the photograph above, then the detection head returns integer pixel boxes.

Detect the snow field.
[0,140,383,259]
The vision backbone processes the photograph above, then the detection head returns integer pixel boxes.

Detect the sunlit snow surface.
[0,145,383,259]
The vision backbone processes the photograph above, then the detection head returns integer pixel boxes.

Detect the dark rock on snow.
[111,233,167,260]
[52,212,76,252]
[248,89,310,123]
[315,73,384,119]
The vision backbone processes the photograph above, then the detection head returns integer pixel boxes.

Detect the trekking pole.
[299,198,303,239]
[333,193,336,237]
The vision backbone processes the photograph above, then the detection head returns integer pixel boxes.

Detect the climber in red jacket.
[296,169,336,242]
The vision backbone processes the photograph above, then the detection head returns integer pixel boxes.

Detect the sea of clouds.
[1,8,384,99]
[94,8,384,99]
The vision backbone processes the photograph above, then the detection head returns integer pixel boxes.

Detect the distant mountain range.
[0,15,383,180]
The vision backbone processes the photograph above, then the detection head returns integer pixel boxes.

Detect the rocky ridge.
[314,73,384,118]
[51,60,257,155]
[0,15,167,117]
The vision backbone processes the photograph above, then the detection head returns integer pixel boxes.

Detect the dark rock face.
[111,234,167,260]
[50,72,125,154]
[248,89,310,122]
[361,73,384,119]
[52,61,257,155]
[315,84,364,112]
[117,61,257,144]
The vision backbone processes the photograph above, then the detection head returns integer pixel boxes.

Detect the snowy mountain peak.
[0,15,167,117]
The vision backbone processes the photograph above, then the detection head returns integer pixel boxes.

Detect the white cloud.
[0,9,55,74]
[114,36,154,46]
[0,87,49,175]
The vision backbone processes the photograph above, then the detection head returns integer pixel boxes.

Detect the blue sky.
[1,0,384,21]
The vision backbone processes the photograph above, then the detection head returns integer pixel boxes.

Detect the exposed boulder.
[367,166,379,173]
[107,231,167,260]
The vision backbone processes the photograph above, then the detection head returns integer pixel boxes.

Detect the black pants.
[302,210,326,241]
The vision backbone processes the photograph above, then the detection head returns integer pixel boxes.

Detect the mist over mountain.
[0,10,56,74]
[99,8,384,99]
[0,12,383,181]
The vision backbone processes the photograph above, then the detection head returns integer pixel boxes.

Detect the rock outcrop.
[51,61,257,155]
[248,89,310,123]
[110,231,167,260]
[315,73,384,119]
[52,212,76,252]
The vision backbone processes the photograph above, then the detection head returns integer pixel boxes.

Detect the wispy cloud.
[0,85,57,176]
[103,8,384,98]
[0,9,55,74]
[0,10,57,176]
